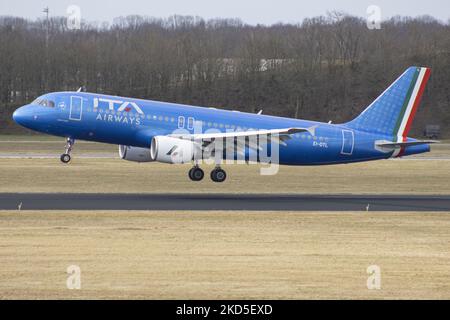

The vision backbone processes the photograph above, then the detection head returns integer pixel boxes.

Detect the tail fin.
[346,67,431,139]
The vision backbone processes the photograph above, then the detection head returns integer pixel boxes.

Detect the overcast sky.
[0,0,449,25]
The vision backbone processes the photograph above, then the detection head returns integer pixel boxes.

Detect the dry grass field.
[1,136,449,194]
[1,136,449,300]
[0,210,449,299]
[0,135,448,156]
[0,157,449,194]
[0,139,116,154]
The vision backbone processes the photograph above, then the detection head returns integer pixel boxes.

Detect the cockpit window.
[32,98,55,108]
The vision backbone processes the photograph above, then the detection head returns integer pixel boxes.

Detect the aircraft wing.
[169,126,318,157]
[376,140,438,148]
[170,126,317,142]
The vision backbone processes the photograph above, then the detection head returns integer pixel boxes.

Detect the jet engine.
[119,145,153,162]
[150,136,195,164]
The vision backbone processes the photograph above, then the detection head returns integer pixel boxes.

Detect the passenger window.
[178,116,185,129]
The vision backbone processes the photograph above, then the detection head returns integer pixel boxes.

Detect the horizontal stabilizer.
[376,140,438,148]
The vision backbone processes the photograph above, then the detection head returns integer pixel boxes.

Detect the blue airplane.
[13,66,435,182]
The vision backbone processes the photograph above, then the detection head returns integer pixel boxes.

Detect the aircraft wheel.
[60,153,71,164]
[211,168,226,183]
[189,167,204,181]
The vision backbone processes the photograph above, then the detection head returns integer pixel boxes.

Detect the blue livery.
[12,66,434,182]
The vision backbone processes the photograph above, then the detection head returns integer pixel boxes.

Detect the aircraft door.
[69,96,83,121]
[341,129,354,155]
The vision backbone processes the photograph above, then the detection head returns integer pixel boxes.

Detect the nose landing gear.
[60,138,75,164]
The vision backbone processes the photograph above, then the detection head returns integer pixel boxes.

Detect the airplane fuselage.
[12,91,429,166]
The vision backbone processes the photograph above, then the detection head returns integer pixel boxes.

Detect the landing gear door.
[69,96,83,121]
[341,129,354,155]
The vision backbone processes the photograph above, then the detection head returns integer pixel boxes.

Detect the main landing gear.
[210,167,227,183]
[188,165,227,183]
[189,166,205,181]
[60,138,75,164]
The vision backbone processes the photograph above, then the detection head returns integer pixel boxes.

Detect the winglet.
[286,125,317,136]
[307,125,318,136]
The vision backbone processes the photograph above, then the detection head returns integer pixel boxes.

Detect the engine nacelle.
[150,136,194,164]
[119,145,153,162]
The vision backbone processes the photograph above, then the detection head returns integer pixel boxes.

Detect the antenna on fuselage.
[257,110,263,115]
[76,86,86,93]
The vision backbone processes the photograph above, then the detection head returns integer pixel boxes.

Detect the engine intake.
[150,136,194,164]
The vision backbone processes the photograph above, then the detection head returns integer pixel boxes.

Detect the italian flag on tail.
[392,67,431,157]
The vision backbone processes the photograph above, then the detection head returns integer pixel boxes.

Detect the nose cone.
[12,108,22,124]
[13,105,33,128]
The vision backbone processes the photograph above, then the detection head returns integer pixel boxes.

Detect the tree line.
[0,13,449,136]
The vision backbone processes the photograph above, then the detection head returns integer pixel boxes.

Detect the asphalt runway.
[1,193,450,211]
